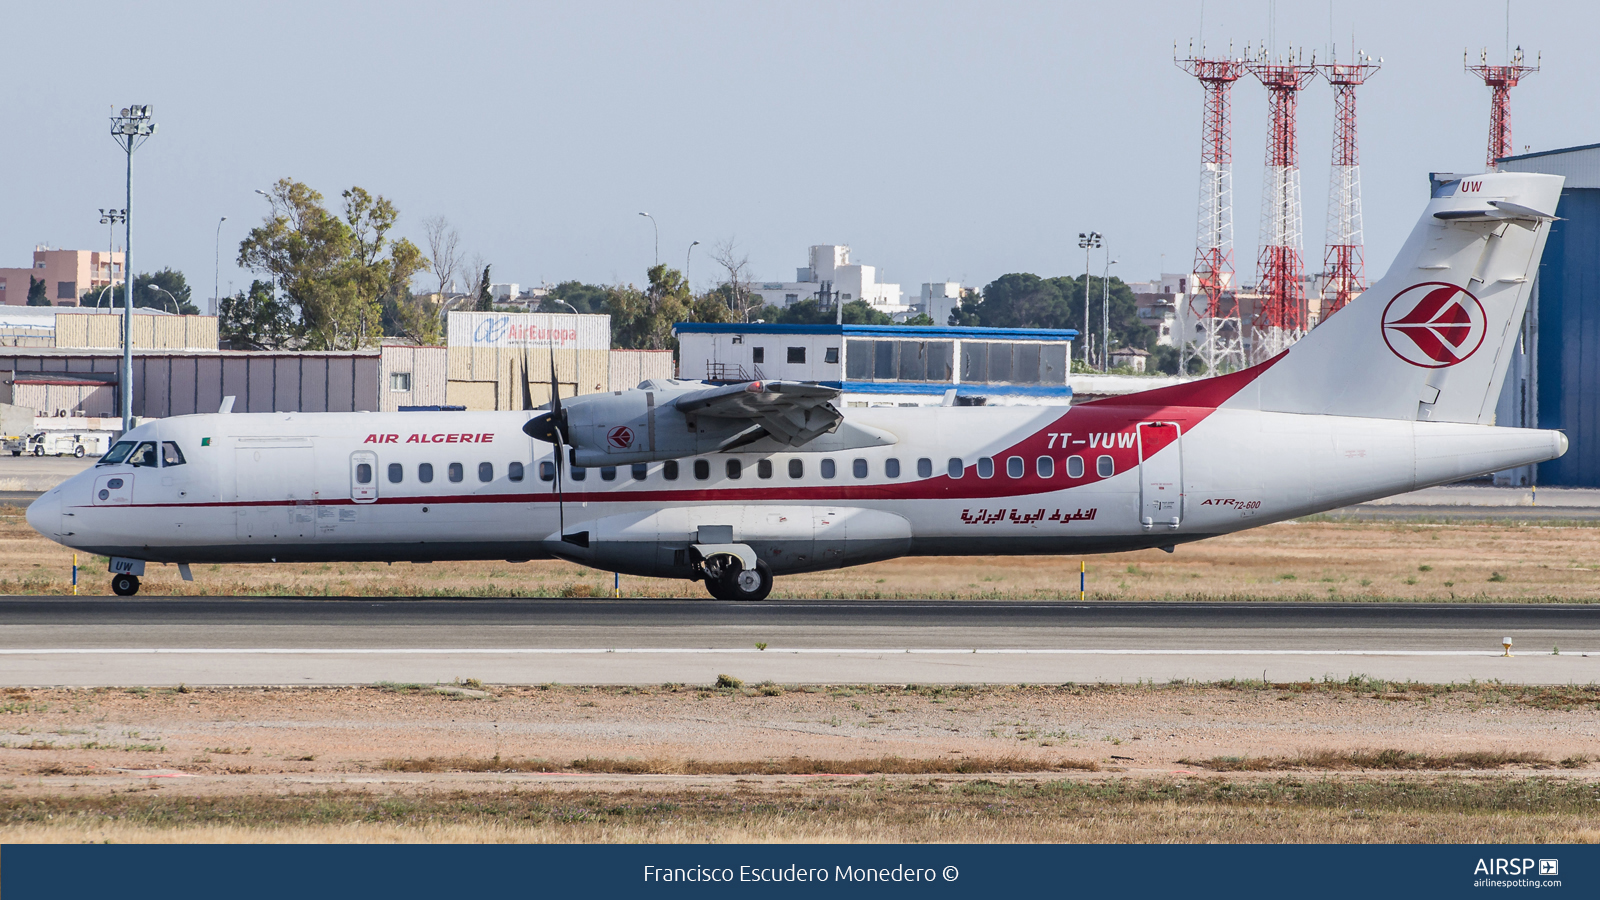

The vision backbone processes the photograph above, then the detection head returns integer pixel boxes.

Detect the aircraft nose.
[26,491,59,536]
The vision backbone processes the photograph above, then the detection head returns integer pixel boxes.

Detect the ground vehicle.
[20,431,112,458]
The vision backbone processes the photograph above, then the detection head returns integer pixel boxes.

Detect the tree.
[707,237,756,320]
[901,313,935,326]
[237,178,429,350]
[78,269,200,314]
[957,273,1147,357]
[26,276,49,306]
[219,280,299,350]
[475,264,493,311]
[541,281,609,315]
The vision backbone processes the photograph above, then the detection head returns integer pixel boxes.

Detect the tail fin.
[1245,171,1562,424]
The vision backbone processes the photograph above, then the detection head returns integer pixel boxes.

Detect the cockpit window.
[99,441,135,465]
[129,442,159,468]
[161,442,186,467]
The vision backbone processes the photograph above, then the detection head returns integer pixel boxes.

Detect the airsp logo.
[1380,282,1487,368]
[606,425,635,449]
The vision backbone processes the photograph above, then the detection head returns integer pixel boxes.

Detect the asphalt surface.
[1,597,1595,687]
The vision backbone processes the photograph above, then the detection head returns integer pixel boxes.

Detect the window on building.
[388,463,403,483]
[631,463,648,480]
[57,282,75,300]
[448,462,464,483]
[852,458,868,478]
[788,458,803,478]
[820,458,836,479]
[731,335,743,344]
[785,293,798,303]
[1036,456,1054,478]
[389,372,412,392]
[752,347,764,364]
[726,459,741,479]
[976,457,994,479]
[694,459,710,480]
[874,341,896,379]
[885,458,900,478]
[1006,456,1023,478]
[663,460,679,480]
[600,466,616,481]
[508,461,524,482]
[1097,455,1114,477]
[824,347,839,364]
[1067,455,1084,478]
[947,457,963,478]
[842,293,852,300]
[917,458,932,478]
[419,462,434,483]
[787,347,806,364]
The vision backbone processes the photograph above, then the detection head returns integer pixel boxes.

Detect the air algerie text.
[364,433,495,444]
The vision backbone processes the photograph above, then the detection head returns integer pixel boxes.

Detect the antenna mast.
[1246,46,1317,363]
[1465,46,1539,169]
[1317,50,1380,320]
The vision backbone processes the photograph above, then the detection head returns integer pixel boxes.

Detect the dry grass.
[5,501,1600,601]
[381,754,1098,775]
[1180,749,1561,772]
[4,778,1600,843]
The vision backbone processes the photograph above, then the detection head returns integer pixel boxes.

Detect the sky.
[3,0,1595,305]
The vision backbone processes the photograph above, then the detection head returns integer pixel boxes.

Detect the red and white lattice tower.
[1465,46,1539,170]
[1175,43,1248,375]
[1316,50,1380,321]
[1246,47,1317,363]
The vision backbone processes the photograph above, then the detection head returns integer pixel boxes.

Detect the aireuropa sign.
[447,311,610,350]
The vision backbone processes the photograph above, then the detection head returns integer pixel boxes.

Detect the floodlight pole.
[109,105,156,435]
[1078,232,1101,367]
[214,216,227,316]
[98,207,126,306]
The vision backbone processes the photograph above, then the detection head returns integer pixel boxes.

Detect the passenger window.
[757,459,773,479]
[663,460,679,481]
[821,458,836,479]
[388,463,403,483]
[631,463,648,480]
[130,441,158,467]
[448,462,464,483]
[100,441,135,465]
[479,462,494,482]
[419,463,434,483]
[1036,456,1054,478]
[916,458,932,478]
[694,459,710,480]
[508,461,524,482]
[947,457,963,478]
[161,442,186,466]
[1006,456,1023,478]
[539,461,555,481]
[977,457,994,479]
[885,458,900,478]
[726,459,741,479]
[571,466,587,481]
[600,466,617,481]
[852,458,868,478]
[1067,455,1084,478]
[788,459,803,478]
[355,463,372,484]
[1097,455,1114,477]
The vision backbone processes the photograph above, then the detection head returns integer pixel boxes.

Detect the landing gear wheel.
[73,445,85,458]
[111,574,140,597]
[706,559,773,602]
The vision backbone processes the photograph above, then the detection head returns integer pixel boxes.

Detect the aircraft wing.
[673,381,843,446]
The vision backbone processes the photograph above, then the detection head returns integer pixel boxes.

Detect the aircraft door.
[1137,422,1183,531]
[350,451,378,503]
[234,445,317,541]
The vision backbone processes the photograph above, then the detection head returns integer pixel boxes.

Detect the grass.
[380,754,1099,776]
[1179,749,1560,771]
[4,777,1600,843]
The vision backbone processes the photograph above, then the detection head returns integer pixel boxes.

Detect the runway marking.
[0,648,1590,657]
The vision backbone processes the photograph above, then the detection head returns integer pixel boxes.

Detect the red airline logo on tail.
[1380,282,1487,368]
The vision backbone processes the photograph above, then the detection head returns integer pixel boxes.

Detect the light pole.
[110,104,155,435]
[253,190,279,304]
[98,208,125,307]
[686,240,699,292]
[214,216,227,315]
[637,212,658,268]
[1101,255,1119,373]
[146,284,181,315]
[1077,232,1101,368]
[548,298,582,399]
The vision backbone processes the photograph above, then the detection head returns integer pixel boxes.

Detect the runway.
[1,597,1596,687]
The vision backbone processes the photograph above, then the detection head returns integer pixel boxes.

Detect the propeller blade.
[521,349,535,411]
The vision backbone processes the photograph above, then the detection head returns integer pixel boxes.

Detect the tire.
[31,446,42,457]
[73,446,85,458]
[9,451,17,457]
[706,559,773,602]
[111,573,140,597]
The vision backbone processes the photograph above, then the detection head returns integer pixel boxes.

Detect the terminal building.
[673,322,1075,406]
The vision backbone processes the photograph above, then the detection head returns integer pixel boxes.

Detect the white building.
[918,282,963,325]
[749,245,908,316]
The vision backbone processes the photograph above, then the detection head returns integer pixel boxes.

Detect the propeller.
[520,347,570,539]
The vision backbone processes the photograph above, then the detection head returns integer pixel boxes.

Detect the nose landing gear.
[111,573,140,596]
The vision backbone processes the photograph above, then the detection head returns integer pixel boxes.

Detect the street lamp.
[98,207,125,307]
[686,240,699,291]
[1077,232,1102,368]
[253,190,280,305]
[214,216,227,316]
[547,298,582,400]
[1101,256,1119,373]
[109,104,156,435]
[146,284,181,315]
[637,212,658,268]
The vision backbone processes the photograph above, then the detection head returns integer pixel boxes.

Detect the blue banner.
[4,844,1594,898]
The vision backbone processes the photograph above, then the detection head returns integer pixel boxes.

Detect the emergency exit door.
[1137,422,1182,530]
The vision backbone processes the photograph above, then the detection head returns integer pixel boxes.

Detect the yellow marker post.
[1079,560,1085,602]
[1502,636,1514,658]
[72,554,78,596]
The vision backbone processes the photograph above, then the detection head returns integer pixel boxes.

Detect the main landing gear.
[111,573,140,596]
[702,558,774,602]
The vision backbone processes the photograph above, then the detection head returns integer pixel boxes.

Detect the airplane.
[26,170,1569,600]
